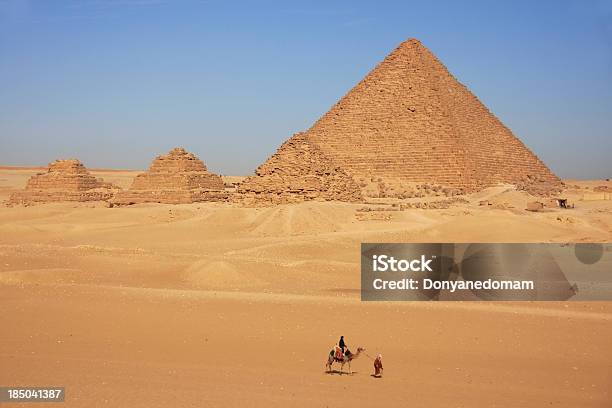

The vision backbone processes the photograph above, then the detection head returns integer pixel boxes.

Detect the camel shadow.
[370,374,383,379]
[325,370,358,376]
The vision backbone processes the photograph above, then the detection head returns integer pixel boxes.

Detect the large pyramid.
[8,159,120,205]
[240,39,561,202]
[113,147,227,204]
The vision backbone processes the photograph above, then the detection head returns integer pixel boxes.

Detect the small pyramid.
[238,132,362,203]
[8,159,119,205]
[240,39,561,201]
[113,147,226,204]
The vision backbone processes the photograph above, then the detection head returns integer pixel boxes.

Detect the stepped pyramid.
[113,147,226,205]
[8,159,120,205]
[239,39,561,202]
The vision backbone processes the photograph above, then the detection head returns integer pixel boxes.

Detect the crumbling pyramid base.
[9,189,116,205]
[112,189,229,205]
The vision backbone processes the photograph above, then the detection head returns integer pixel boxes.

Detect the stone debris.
[8,159,120,205]
[239,38,562,203]
[112,147,226,205]
[356,206,400,212]
[594,185,612,193]
[363,182,464,199]
[526,201,544,212]
[516,175,563,196]
[355,212,393,221]
[399,197,470,210]
[355,197,469,211]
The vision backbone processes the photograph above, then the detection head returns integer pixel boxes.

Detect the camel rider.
[338,336,347,353]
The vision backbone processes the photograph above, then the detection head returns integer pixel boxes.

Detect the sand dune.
[1,168,611,407]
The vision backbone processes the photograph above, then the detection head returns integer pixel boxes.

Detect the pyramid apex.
[393,38,428,53]
[403,38,422,45]
[169,147,187,155]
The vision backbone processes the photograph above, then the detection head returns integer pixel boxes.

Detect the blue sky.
[0,0,610,178]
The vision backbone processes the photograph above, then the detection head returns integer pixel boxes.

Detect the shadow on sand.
[325,370,357,376]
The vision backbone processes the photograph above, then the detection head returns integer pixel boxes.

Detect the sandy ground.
[0,168,611,407]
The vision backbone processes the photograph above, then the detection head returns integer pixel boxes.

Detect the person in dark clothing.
[338,336,347,353]
[374,354,384,377]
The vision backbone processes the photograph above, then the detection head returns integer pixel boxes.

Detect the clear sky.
[0,0,610,178]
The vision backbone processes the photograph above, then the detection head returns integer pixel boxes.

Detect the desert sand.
[0,167,611,407]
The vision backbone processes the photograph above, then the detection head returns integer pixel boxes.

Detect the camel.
[325,347,364,374]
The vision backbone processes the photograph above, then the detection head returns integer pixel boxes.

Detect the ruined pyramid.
[113,147,226,205]
[239,39,561,202]
[8,159,120,205]
[237,132,362,204]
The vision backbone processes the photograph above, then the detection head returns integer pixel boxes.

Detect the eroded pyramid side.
[237,133,362,204]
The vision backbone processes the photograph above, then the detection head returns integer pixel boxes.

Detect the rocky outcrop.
[8,159,119,205]
[526,201,545,212]
[239,38,562,203]
[112,147,226,205]
[237,133,362,204]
